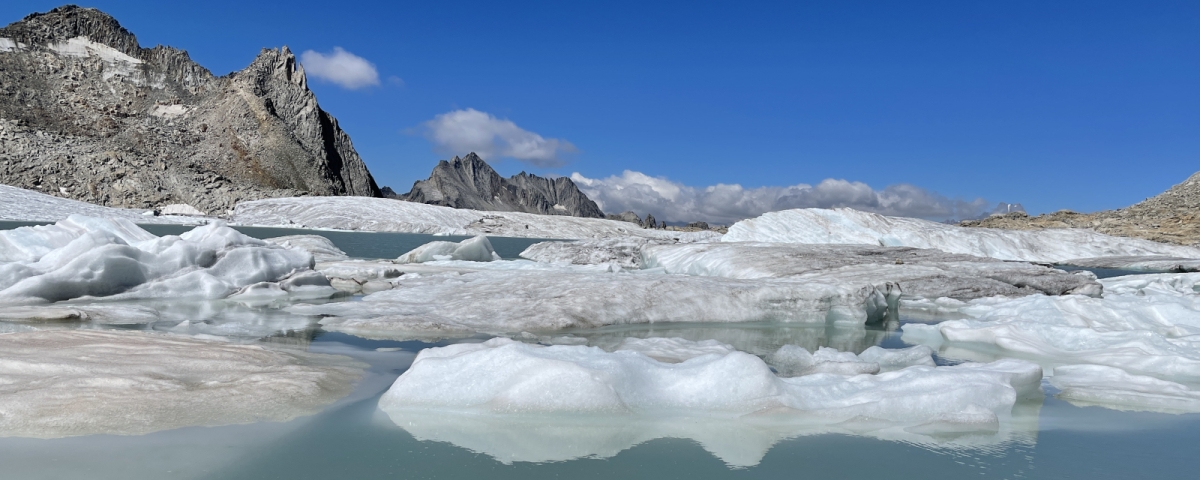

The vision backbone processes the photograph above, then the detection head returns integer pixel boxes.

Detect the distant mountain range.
[395,152,605,218]
[0,5,380,215]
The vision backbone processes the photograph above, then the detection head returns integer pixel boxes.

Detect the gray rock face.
[0,6,381,215]
[401,153,603,218]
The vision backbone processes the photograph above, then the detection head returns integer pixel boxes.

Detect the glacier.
[0,330,363,438]
[232,195,719,241]
[902,272,1200,412]
[722,208,1200,263]
[0,216,324,305]
[0,184,205,224]
[289,269,900,340]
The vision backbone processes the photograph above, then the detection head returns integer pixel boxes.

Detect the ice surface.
[901,272,1200,411]
[642,242,1101,299]
[612,337,737,363]
[1,184,205,223]
[291,269,899,339]
[0,330,363,438]
[265,235,349,262]
[1049,365,1200,414]
[396,235,501,263]
[766,345,934,377]
[159,203,205,216]
[0,215,318,304]
[723,208,1200,263]
[1062,256,1200,273]
[379,338,1040,465]
[232,195,720,241]
[520,237,669,268]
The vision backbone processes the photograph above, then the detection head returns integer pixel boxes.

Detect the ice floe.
[902,272,1200,412]
[396,235,500,264]
[0,330,363,438]
[1049,365,1200,414]
[766,345,935,376]
[610,337,738,363]
[642,242,1101,299]
[291,269,899,340]
[265,235,349,262]
[232,195,719,241]
[1,184,205,224]
[379,338,1040,466]
[723,208,1200,263]
[0,215,321,305]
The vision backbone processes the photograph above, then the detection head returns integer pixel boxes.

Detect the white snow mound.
[0,215,319,304]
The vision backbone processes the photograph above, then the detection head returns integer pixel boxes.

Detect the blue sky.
[5,1,1199,222]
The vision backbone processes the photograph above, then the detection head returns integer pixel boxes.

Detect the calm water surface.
[1,222,1197,479]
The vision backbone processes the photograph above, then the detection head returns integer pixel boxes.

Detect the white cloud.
[571,171,993,225]
[299,47,380,90]
[422,109,577,167]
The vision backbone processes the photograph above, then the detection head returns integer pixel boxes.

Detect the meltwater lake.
[1,222,1199,479]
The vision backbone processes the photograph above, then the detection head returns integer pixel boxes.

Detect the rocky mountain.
[963,171,1200,246]
[0,5,381,215]
[400,153,605,218]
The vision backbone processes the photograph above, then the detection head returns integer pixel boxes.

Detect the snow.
[48,36,142,64]
[0,38,20,52]
[902,272,1200,412]
[159,203,205,216]
[379,338,1040,465]
[290,268,898,340]
[0,216,320,305]
[150,104,190,119]
[0,330,363,438]
[232,195,720,241]
[1,184,206,224]
[723,208,1200,263]
[642,242,1101,300]
[396,235,501,263]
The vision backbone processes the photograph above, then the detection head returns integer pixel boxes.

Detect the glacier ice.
[0,215,323,305]
[264,235,349,262]
[520,237,670,269]
[766,345,935,377]
[0,184,205,224]
[902,272,1200,412]
[723,208,1200,263]
[642,242,1101,299]
[1049,365,1200,414]
[396,235,501,264]
[290,268,900,340]
[0,330,363,438]
[611,337,738,363]
[232,195,719,241]
[379,338,1041,466]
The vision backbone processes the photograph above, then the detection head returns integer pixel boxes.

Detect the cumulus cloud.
[422,109,577,167]
[571,171,993,225]
[299,47,380,90]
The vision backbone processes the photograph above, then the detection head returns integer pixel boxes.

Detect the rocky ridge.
[963,171,1200,246]
[400,152,604,218]
[0,6,381,215]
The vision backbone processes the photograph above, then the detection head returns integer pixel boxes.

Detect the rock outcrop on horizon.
[0,5,381,215]
[963,171,1200,246]
[400,153,604,218]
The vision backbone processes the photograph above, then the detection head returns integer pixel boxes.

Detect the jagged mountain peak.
[2,5,140,56]
[401,153,604,218]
